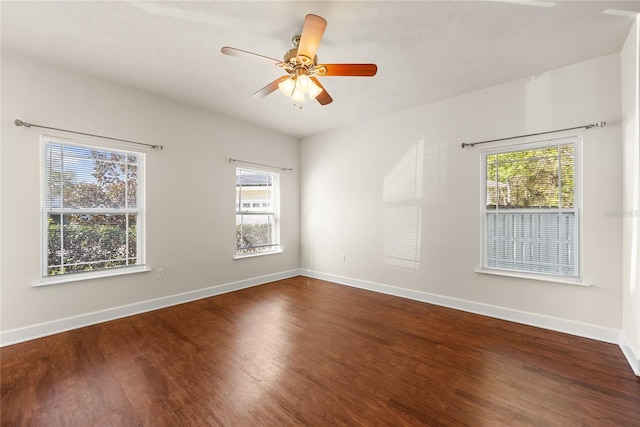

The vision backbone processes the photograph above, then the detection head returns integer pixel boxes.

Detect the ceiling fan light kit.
[221,14,377,106]
[278,71,323,102]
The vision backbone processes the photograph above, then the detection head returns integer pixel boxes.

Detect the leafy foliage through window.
[482,138,580,278]
[43,139,144,276]
[236,168,279,255]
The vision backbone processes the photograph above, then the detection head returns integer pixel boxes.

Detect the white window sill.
[35,265,152,287]
[234,249,283,260]
[475,269,590,287]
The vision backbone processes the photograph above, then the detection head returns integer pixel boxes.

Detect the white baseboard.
[619,332,640,376]
[300,269,621,345]
[0,269,300,347]
[4,268,638,377]
[302,269,640,376]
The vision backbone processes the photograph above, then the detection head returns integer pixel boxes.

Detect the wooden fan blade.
[297,14,327,61]
[252,76,290,98]
[221,47,281,66]
[321,64,378,77]
[310,77,333,105]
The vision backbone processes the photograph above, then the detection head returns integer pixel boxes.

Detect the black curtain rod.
[14,119,163,150]
[460,121,606,148]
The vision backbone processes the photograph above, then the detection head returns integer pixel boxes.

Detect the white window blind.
[482,138,580,279]
[235,168,279,255]
[42,138,144,276]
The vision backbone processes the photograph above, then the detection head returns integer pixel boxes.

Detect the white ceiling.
[2,1,639,139]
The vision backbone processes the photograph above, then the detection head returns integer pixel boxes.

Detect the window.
[42,137,145,277]
[481,137,580,279]
[235,167,279,255]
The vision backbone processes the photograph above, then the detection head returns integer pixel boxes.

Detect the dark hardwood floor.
[2,276,639,426]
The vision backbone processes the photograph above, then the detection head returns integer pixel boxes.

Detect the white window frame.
[235,167,280,258]
[40,136,146,285]
[480,136,582,282]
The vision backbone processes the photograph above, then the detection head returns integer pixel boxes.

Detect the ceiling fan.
[221,14,377,106]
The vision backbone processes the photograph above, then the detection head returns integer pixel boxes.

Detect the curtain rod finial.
[587,121,606,129]
[14,119,29,127]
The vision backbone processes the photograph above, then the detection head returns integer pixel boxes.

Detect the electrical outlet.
[156,268,165,279]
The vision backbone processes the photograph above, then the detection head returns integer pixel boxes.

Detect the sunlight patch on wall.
[629,15,640,371]
[383,206,422,269]
[383,139,424,270]
[629,18,640,295]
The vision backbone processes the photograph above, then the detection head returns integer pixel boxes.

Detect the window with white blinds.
[482,137,580,279]
[42,137,145,277]
[235,167,280,255]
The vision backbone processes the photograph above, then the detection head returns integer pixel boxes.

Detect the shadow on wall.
[383,137,448,271]
[383,138,424,270]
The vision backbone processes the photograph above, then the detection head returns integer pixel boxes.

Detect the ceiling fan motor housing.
[284,44,318,68]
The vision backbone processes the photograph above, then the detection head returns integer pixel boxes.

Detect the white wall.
[0,50,300,337]
[621,17,640,374]
[0,43,634,367]
[301,53,623,333]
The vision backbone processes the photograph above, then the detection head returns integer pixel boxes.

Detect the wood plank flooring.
[2,276,639,426]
